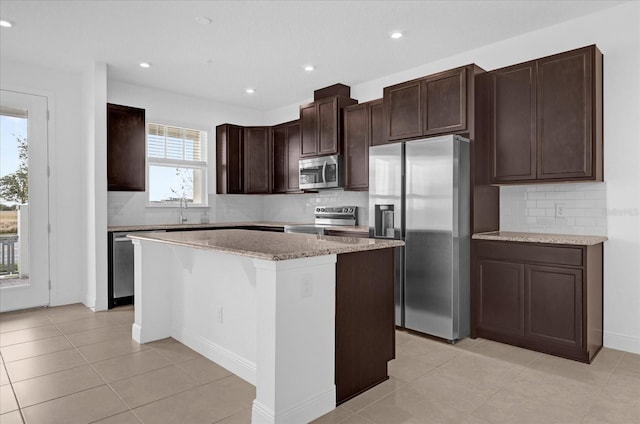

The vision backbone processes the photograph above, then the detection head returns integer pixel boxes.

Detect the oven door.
[284,224,327,235]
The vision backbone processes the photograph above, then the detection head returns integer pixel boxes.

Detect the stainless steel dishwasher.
[109,230,165,308]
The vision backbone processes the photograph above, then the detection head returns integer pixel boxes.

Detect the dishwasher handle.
[114,237,131,242]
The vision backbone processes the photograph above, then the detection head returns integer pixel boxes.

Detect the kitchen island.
[128,229,403,424]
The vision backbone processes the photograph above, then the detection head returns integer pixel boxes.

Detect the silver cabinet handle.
[114,237,131,242]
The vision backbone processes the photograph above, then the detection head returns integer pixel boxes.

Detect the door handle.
[322,161,327,183]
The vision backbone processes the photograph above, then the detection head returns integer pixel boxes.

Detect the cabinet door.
[317,97,339,155]
[423,68,467,136]
[369,99,385,146]
[476,260,525,337]
[286,122,301,192]
[244,127,271,194]
[489,62,537,183]
[344,103,369,190]
[107,103,146,191]
[300,102,318,157]
[384,80,422,141]
[525,265,583,350]
[216,124,244,194]
[272,125,287,193]
[537,47,594,180]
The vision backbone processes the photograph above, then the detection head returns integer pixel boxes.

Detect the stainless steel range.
[284,206,357,235]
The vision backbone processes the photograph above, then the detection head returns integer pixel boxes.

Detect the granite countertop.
[128,229,404,261]
[473,231,607,246]
[108,221,300,232]
[108,222,371,234]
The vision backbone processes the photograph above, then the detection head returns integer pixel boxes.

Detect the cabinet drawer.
[475,241,583,267]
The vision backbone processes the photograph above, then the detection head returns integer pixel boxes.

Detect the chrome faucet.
[179,197,188,224]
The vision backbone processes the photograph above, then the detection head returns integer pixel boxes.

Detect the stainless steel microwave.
[299,155,343,190]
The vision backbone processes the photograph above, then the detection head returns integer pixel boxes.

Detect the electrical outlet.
[556,204,567,217]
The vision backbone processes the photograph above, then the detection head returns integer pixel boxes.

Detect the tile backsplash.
[108,190,370,227]
[500,182,607,236]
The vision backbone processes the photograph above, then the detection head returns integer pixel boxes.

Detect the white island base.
[131,239,337,424]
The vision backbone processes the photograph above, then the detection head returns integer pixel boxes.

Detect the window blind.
[147,123,204,161]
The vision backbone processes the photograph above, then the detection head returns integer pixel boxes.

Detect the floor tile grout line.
[74,328,239,423]
[577,350,627,423]
[352,412,377,424]
[6,359,90,385]
[13,316,138,423]
[116,372,241,411]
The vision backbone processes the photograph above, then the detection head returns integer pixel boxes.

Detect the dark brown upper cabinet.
[383,80,422,141]
[217,124,272,194]
[488,61,537,182]
[383,66,468,142]
[299,96,357,158]
[344,99,382,190]
[107,103,146,191]
[216,124,244,194]
[490,45,603,184]
[272,120,301,193]
[243,126,272,194]
[369,100,384,147]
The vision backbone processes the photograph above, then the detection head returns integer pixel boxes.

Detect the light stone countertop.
[128,229,403,261]
[473,231,607,246]
[107,221,296,232]
[108,222,370,234]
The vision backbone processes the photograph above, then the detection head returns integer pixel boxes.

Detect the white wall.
[83,62,108,311]
[0,62,85,306]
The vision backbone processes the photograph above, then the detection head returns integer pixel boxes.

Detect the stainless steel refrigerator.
[369,134,470,342]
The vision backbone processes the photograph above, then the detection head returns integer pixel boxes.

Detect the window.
[147,123,207,206]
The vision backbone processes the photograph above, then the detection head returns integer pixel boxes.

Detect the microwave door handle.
[322,161,327,183]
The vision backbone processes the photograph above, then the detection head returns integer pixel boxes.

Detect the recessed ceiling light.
[245,88,255,94]
[304,65,315,72]
[390,31,403,39]
[0,19,14,28]
[195,16,212,25]
[139,62,151,68]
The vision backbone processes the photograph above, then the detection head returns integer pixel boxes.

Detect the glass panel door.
[0,90,50,312]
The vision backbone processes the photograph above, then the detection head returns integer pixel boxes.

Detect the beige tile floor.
[0,304,638,424]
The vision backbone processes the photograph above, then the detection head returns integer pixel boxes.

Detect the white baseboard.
[251,388,336,424]
[132,323,142,343]
[82,296,95,311]
[604,331,640,355]
[172,326,257,385]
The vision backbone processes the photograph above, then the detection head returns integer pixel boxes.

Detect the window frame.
[145,122,209,208]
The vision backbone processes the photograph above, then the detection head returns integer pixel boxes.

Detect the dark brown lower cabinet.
[335,248,395,404]
[472,240,603,363]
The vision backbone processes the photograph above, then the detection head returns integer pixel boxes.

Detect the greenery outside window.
[147,123,207,207]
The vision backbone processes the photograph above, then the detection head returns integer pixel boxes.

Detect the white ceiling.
[0,0,626,111]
